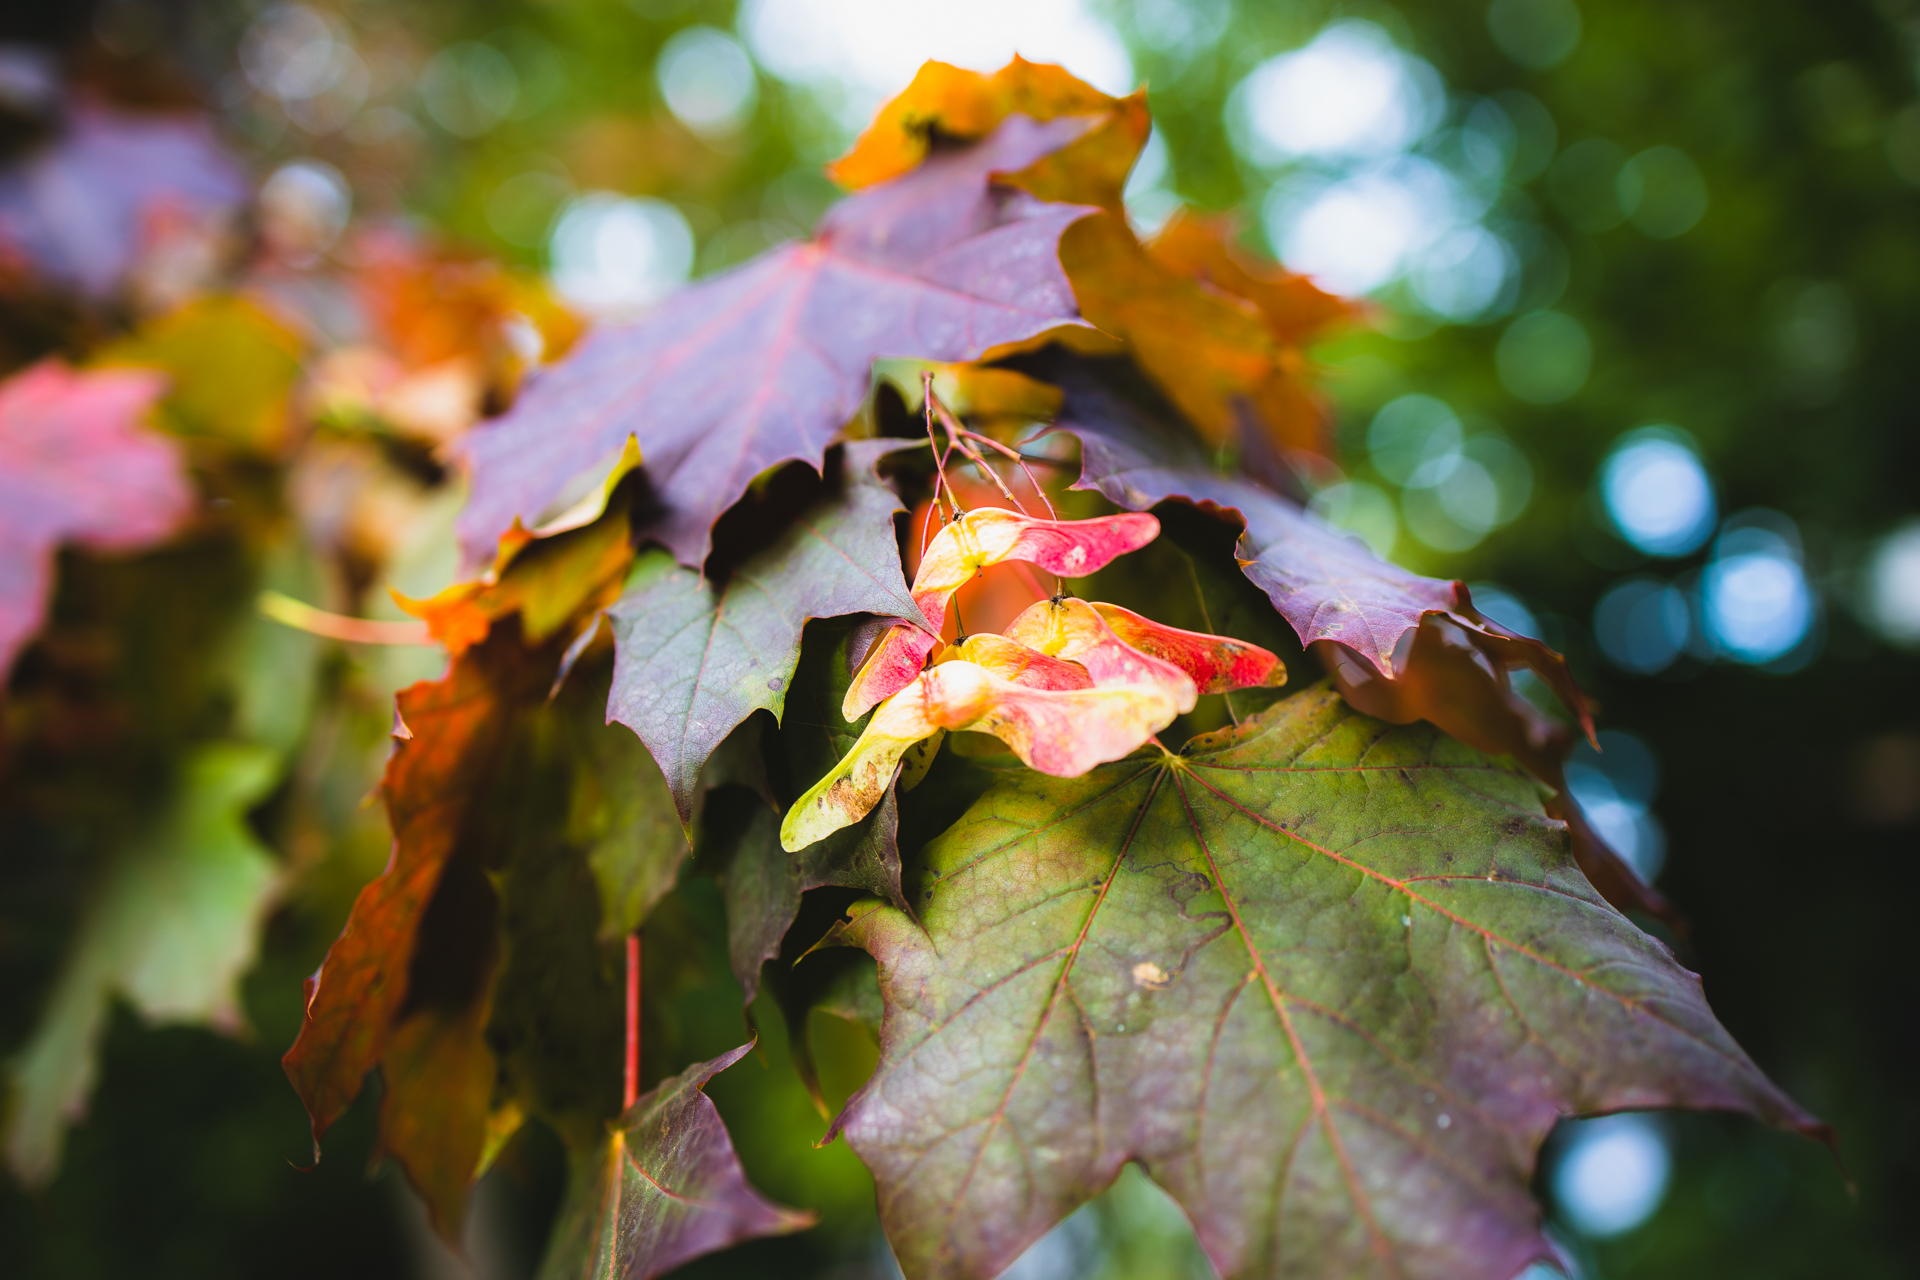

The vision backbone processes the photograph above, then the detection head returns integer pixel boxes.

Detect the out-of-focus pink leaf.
[0,360,190,675]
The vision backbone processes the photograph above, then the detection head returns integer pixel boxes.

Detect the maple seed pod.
[785,655,1184,851]
[938,632,1093,689]
[842,509,1162,720]
[1002,596,1199,711]
[842,621,941,722]
[1089,602,1287,693]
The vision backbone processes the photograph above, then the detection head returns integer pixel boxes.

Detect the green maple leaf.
[827,686,1822,1280]
[607,441,922,822]
[537,1045,815,1280]
[4,743,280,1184]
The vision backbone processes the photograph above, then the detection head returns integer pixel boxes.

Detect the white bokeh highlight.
[658,26,759,135]
[548,194,694,316]
[1553,1113,1672,1238]
[739,0,1132,131]
[1600,429,1716,556]
[1865,521,1920,645]
[1231,21,1514,318]
[1703,521,1814,665]
[1233,22,1442,164]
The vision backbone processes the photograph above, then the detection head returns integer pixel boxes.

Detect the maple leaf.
[607,442,923,823]
[5,743,280,1185]
[565,675,693,940]
[372,654,686,1241]
[827,687,1825,1280]
[1026,357,1681,918]
[536,1045,815,1280]
[1321,619,1676,925]
[1147,209,1362,351]
[282,628,554,1155]
[834,59,1334,458]
[718,791,902,1007]
[402,507,636,656]
[0,102,247,300]
[0,359,191,676]
[829,57,1125,190]
[1033,351,1593,734]
[455,114,1101,571]
[378,983,499,1242]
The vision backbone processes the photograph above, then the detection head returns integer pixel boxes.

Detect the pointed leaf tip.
[536,1045,814,1280]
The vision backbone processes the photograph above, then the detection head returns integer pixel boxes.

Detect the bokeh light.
[1232,22,1442,163]
[547,194,694,315]
[1307,480,1399,558]
[738,0,1133,131]
[1496,310,1590,403]
[1864,521,1920,645]
[1364,396,1533,552]
[1128,0,1233,59]
[657,26,759,136]
[1369,394,1461,485]
[1599,428,1715,556]
[1486,0,1584,70]
[1466,582,1539,636]
[1618,145,1709,239]
[1265,164,1443,295]
[419,42,519,138]
[1567,729,1666,881]
[1409,224,1520,321]
[1553,1114,1673,1238]
[1702,516,1815,666]
[240,5,346,103]
[1123,127,1180,232]
[259,158,351,257]
[1230,19,1531,318]
[1594,576,1689,674]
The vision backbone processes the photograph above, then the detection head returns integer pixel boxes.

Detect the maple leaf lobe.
[457,114,1101,572]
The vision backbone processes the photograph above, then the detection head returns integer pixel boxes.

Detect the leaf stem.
[257,591,435,645]
[927,390,1068,595]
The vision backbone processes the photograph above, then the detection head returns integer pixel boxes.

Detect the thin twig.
[623,932,641,1110]
[937,406,1062,523]
[921,372,965,563]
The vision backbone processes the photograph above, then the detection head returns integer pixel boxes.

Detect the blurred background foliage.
[0,0,1915,1276]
